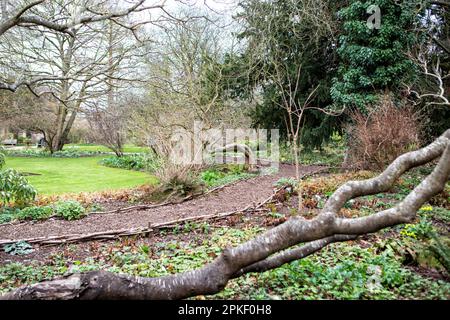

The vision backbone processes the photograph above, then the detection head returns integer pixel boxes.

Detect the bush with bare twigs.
[345,96,421,170]
[141,160,203,203]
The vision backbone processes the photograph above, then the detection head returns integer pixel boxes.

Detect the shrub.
[18,206,53,221]
[100,154,160,172]
[143,161,202,203]
[54,200,86,220]
[345,95,421,170]
[0,169,37,206]
[100,155,144,170]
[51,149,103,158]
[200,165,254,187]
[4,149,105,158]
[159,174,200,199]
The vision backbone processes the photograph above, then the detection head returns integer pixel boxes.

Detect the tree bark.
[2,129,449,300]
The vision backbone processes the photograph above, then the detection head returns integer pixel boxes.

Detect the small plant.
[54,200,86,220]
[140,245,150,255]
[274,177,298,189]
[268,212,285,219]
[430,207,450,223]
[3,241,34,255]
[429,235,450,272]
[400,217,434,239]
[201,169,224,185]
[0,169,37,206]
[228,164,245,175]
[87,203,104,213]
[200,222,211,234]
[18,206,53,221]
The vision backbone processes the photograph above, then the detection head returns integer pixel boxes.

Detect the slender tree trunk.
[292,138,303,212]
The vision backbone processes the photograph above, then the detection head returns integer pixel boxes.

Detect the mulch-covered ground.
[0,164,322,245]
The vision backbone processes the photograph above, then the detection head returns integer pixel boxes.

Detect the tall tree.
[129,10,243,157]
[0,0,160,91]
[0,1,148,151]
[226,0,343,149]
[331,0,418,111]
[406,0,450,141]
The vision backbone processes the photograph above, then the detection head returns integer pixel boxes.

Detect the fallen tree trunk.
[2,129,449,300]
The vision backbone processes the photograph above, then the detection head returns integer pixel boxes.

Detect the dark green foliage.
[100,154,159,172]
[331,0,418,110]
[225,0,343,149]
[421,105,450,144]
[200,165,255,187]
[0,207,21,224]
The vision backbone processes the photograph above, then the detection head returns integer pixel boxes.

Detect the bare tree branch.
[0,0,154,37]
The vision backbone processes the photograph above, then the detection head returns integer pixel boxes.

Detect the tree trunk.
[292,140,303,212]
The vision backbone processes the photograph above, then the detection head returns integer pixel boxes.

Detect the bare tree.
[1,129,449,300]
[0,1,152,152]
[0,0,158,37]
[407,53,449,107]
[129,9,247,158]
[0,88,58,145]
[0,0,210,94]
[86,102,129,157]
[0,0,167,91]
[237,0,342,209]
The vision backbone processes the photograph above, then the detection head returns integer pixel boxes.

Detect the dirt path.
[0,164,323,242]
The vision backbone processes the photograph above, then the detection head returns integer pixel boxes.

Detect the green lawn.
[64,144,149,153]
[5,156,157,195]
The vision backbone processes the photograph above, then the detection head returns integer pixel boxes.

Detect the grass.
[5,156,158,195]
[64,144,149,154]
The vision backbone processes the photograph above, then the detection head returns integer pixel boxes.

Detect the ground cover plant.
[1,207,448,299]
